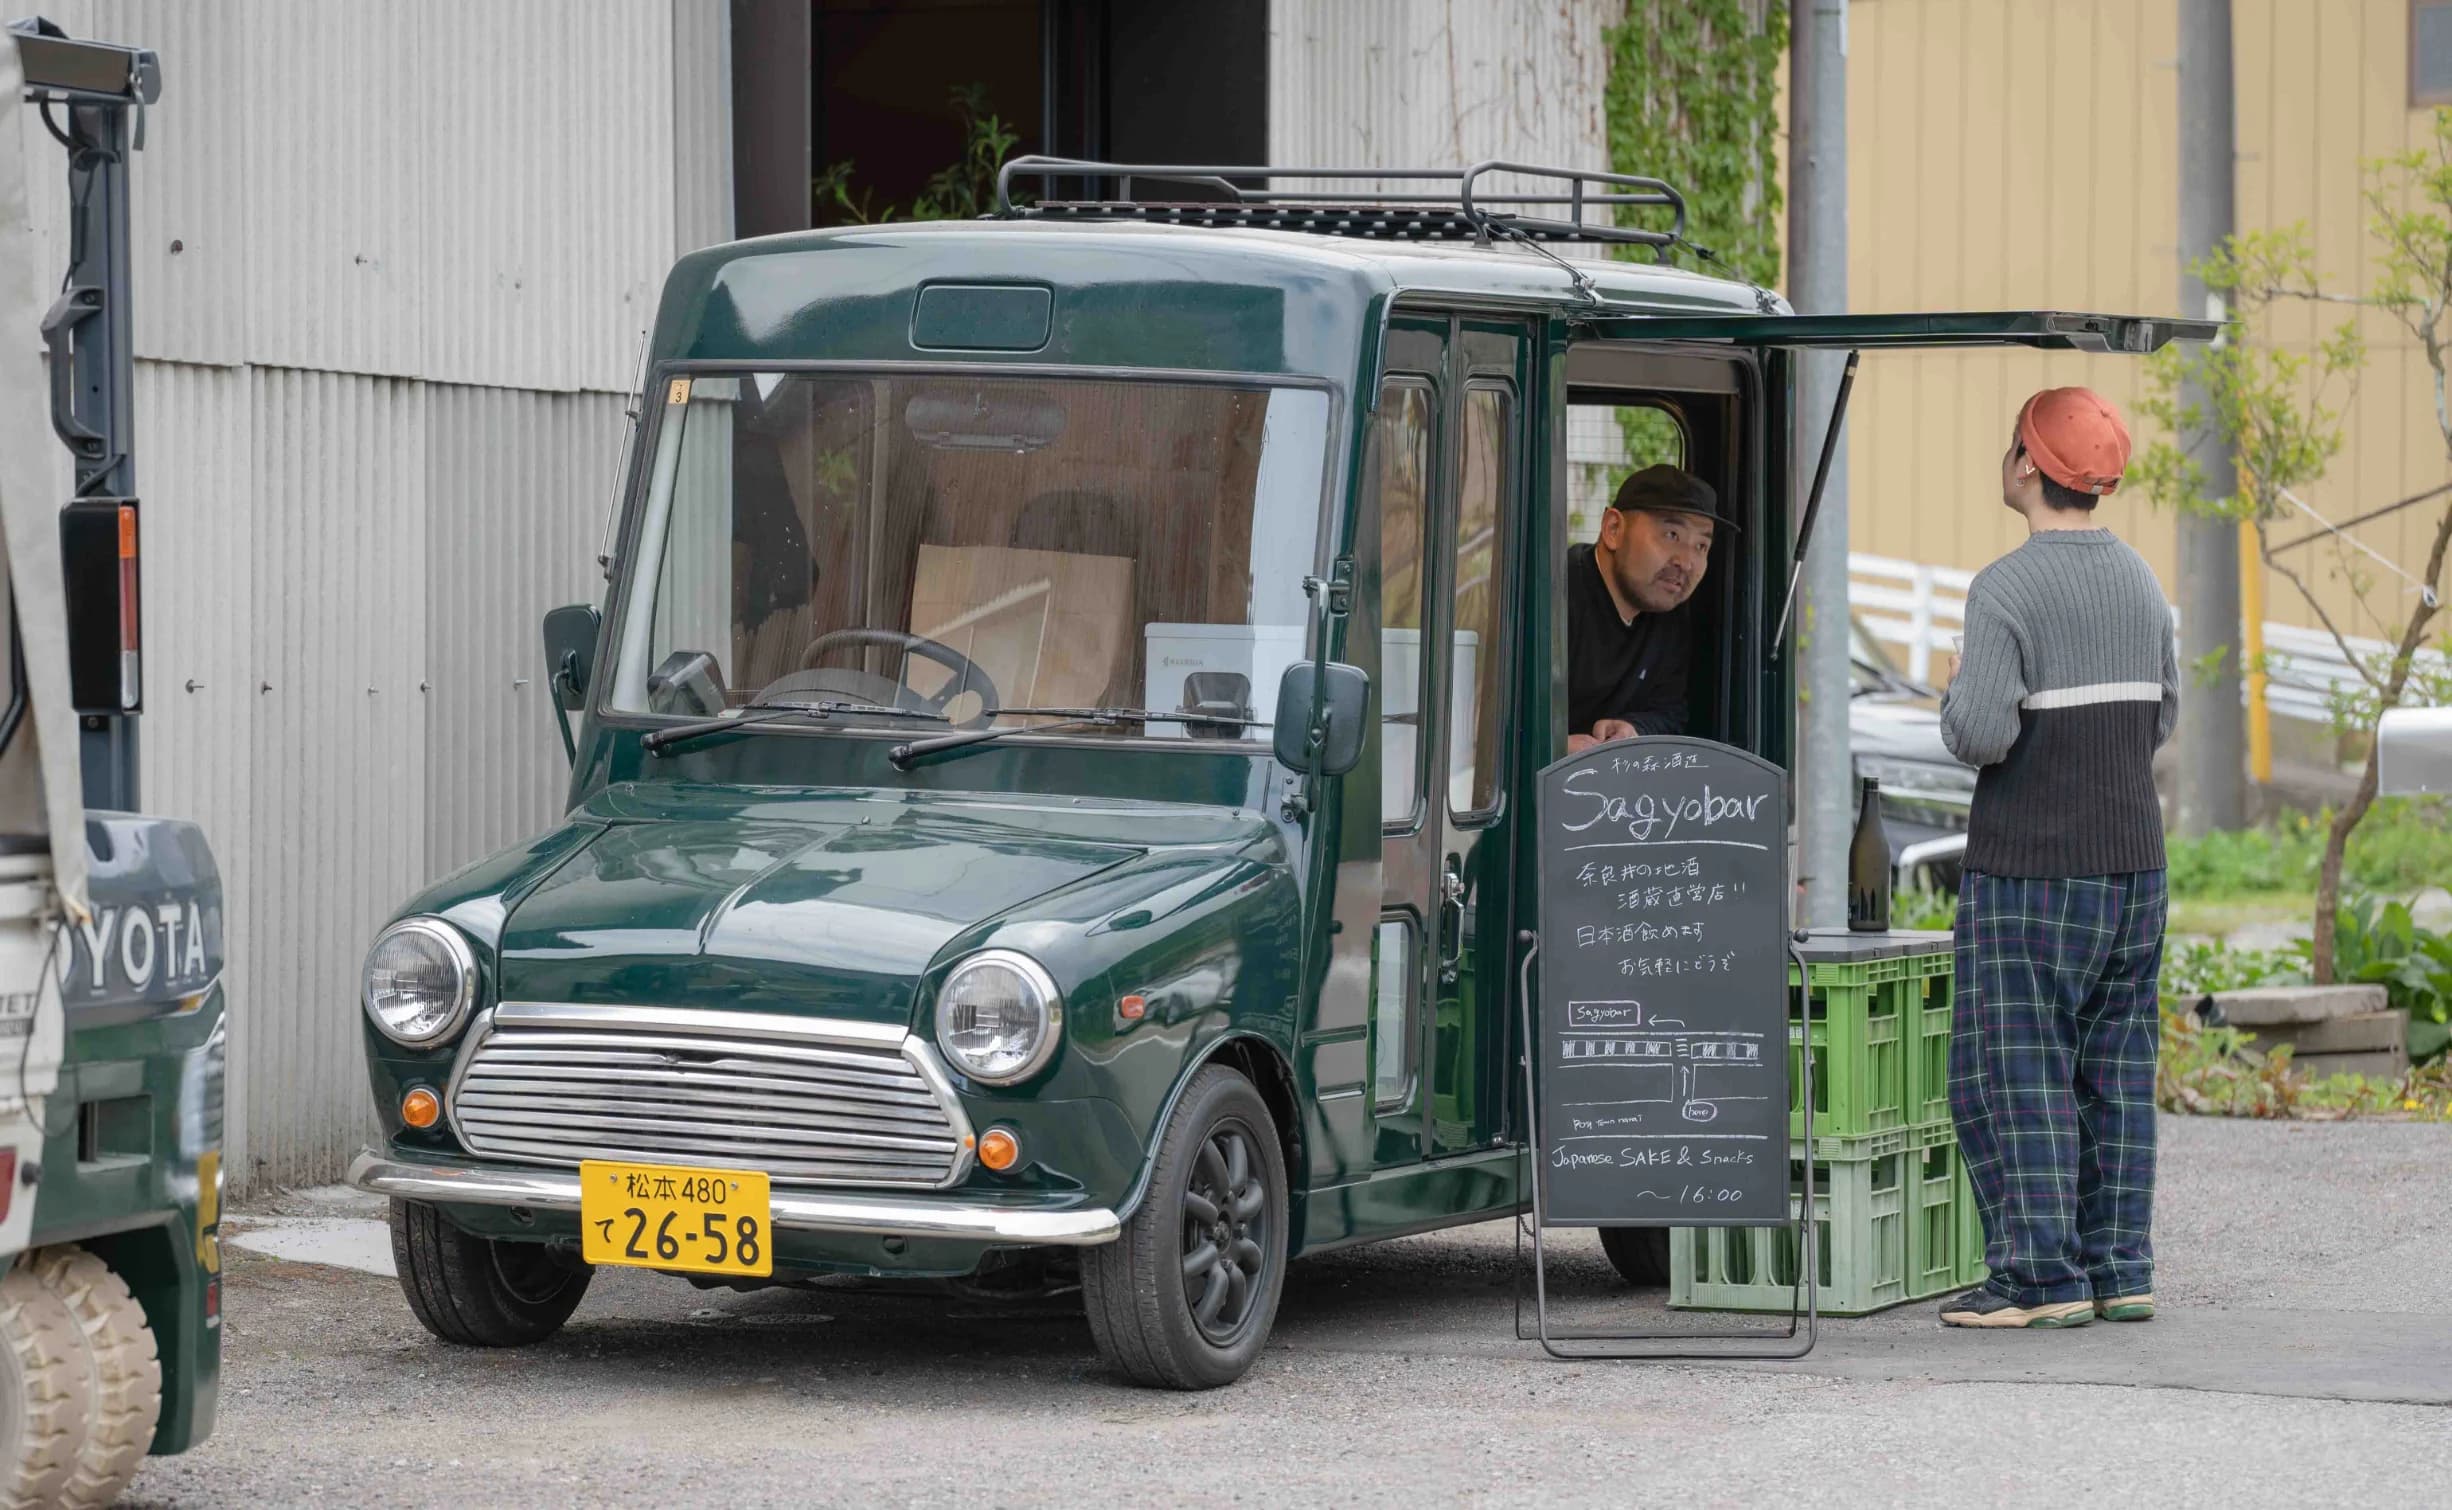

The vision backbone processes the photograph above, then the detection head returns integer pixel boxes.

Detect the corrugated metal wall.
[672,0,736,257]
[1267,0,1617,226]
[128,363,258,1155]
[13,2,732,1191]
[245,370,434,1185]
[423,386,629,879]
[1268,1,1637,543]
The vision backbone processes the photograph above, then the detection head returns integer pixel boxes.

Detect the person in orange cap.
[1935,387,2179,1329]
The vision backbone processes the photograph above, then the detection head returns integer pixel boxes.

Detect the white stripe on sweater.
[2020,681,2166,710]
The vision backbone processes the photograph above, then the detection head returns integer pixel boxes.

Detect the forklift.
[0,17,225,1500]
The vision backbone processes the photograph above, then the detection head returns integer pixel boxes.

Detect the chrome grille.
[448,1003,972,1188]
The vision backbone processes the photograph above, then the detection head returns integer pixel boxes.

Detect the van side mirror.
[1273,662,1369,777]
[542,604,600,711]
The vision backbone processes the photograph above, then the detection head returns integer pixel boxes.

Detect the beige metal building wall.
[1846,0,2444,647]
[14,1,732,1191]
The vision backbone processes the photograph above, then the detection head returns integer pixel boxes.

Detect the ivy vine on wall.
[1588,1,1788,517]
[1603,0,1787,288]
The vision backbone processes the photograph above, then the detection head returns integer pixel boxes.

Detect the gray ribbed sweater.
[1938,529,2179,877]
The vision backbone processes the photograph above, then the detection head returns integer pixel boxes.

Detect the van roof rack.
[993,158,1687,259]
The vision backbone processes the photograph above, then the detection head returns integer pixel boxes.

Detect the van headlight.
[361,918,478,1046]
[934,950,1062,1085]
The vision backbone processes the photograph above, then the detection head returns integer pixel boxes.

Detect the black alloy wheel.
[1180,1122,1271,1345]
[1083,1064,1289,1389]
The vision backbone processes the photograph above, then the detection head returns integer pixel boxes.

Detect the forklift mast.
[9,15,155,813]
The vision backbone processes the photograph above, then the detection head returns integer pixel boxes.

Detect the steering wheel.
[784,627,1000,721]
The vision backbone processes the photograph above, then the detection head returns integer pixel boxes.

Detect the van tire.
[0,1263,92,1510]
[390,1199,592,1347]
[1082,1065,1287,1390]
[1599,1226,1672,1288]
[27,1247,160,1508]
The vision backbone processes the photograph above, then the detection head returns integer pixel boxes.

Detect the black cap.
[1609,464,1737,533]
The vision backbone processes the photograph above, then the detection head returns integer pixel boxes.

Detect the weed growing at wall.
[814,84,1019,225]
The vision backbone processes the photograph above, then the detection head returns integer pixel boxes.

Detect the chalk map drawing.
[1558,998,1772,1127]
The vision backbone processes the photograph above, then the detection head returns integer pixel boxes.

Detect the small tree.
[2135,111,2452,979]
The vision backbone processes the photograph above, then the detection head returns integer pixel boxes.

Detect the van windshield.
[607,371,1331,743]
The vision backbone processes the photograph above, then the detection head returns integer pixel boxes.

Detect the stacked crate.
[1669,930,1989,1316]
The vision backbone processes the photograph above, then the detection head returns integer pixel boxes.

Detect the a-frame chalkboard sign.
[1516,735,1818,1360]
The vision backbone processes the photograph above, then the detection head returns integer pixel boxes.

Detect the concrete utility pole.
[1790,0,1851,926]
[2176,0,2247,833]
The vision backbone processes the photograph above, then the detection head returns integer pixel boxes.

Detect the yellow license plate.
[578,1160,772,1277]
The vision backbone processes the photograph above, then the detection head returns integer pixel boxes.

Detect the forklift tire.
[1599,1226,1673,1288]
[390,1200,592,1347]
[0,1264,92,1510]
[26,1247,160,1510]
[1081,1065,1288,1390]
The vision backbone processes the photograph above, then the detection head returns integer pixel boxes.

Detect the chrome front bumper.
[347,1150,1121,1247]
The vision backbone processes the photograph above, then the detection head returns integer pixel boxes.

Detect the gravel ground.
[135,1116,2451,1508]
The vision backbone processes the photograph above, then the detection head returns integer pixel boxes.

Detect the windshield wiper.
[645,700,947,755]
[888,705,1268,769]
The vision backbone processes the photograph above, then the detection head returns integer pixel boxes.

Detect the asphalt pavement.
[140,1116,2450,1508]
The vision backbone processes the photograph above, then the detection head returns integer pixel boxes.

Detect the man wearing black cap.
[1565,464,1726,753]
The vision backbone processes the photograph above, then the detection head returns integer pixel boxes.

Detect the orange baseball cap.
[2016,387,2132,496]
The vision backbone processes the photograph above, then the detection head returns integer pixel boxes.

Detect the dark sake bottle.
[1848,776,1891,933]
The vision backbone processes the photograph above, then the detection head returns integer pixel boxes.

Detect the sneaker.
[1937,1288,2095,1328]
[2095,1293,2155,1322]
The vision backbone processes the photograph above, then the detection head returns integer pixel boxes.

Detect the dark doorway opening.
[815,0,1045,226]
[732,0,1268,239]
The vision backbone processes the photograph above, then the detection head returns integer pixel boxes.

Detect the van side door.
[1358,310,1534,1169]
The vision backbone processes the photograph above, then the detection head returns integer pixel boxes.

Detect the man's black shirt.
[1566,542,1691,737]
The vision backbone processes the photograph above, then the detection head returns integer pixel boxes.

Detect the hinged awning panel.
[1584,309,2223,354]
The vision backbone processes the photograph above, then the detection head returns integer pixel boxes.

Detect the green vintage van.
[346,161,2204,1388]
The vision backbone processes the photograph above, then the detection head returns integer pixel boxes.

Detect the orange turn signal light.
[1118,993,1147,1021]
[400,1087,441,1129]
[978,1127,1021,1172]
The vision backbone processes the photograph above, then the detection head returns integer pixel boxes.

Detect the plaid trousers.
[1949,869,2167,1306]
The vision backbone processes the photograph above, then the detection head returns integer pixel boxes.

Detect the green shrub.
[2164,824,2314,895]
[2338,797,2452,893]
[1891,884,1957,932]
[2163,797,2452,899]
[2160,939,2305,1001]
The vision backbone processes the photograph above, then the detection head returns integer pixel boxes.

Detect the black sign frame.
[1513,734,1818,1361]
[1529,735,1792,1225]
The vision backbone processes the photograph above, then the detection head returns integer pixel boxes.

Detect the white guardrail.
[1848,553,2447,724]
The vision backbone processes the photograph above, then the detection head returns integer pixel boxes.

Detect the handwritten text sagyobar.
[1558,769,1770,845]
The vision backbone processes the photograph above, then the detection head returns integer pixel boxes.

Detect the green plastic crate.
[1785,944,1954,1140]
[1908,1125,1963,1299]
[1906,968,1959,1127]
[1669,1128,1912,1317]
[1787,974,1903,1139]
[1954,1146,1990,1288]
